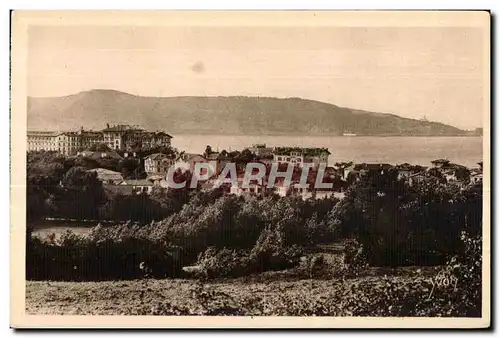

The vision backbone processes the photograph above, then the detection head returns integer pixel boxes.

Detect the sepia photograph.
[10,10,490,328]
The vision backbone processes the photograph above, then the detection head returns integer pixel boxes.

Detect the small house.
[120,179,155,195]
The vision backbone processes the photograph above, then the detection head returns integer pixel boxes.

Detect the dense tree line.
[27,150,483,281]
[27,150,190,223]
[332,168,482,266]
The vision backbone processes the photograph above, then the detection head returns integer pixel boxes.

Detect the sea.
[172,135,483,168]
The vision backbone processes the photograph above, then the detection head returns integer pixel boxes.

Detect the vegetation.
[26,235,481,316]
[333,168,482,266]
[25,149,483,317]
[27,150,184,222]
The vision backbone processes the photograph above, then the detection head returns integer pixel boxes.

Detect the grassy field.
[30,219,109,240]
[31,226,93,240]
[26,266,451,316]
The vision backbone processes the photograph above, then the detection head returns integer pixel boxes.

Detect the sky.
[27,25,485,129]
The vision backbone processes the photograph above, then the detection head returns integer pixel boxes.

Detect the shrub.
[197,247,252,278]
[26,226,185,281]
[436,231,482,316]
[343,239,368,275]
[57,229,87,246]
[249,228,304,273]
[294,254,332,279]
[334,169,482,267]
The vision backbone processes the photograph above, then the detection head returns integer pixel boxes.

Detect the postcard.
[10,10,490,328]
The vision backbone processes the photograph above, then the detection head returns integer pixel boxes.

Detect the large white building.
[26,131,60,152]
[27,130,89,156]
[272,147,330,168]
[27,124,173,156]
[101,124,172,151]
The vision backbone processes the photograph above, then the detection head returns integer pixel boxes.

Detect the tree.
[218,150,229,159]
[454,166,471,182]
[236,149,255,164]
[141,145,178,158]
[118,157,142,179]
[100,193,164,223]
[27,151,68,221]
[94,157,120,172]
[204,145,212,158]
[427,167,447,184]
[333,168,482,267]
[59,167,106,220]
[66,156,99,170]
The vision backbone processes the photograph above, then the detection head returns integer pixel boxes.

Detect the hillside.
[27,89,466,136]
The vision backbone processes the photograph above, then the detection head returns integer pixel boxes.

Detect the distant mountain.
[27,89,467,136]
[463,128,483,136]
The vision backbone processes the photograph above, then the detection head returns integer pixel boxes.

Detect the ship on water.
[343,130,357,136]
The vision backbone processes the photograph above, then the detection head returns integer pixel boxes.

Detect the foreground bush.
[196,236,304,279]
[197,247,253,278]
[334,170,482,267]
[25,194,336,281]
[26,229,184,281]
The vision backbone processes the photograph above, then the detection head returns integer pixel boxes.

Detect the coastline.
[168,132,482,137]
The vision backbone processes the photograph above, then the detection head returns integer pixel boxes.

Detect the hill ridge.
[27,89,466,136]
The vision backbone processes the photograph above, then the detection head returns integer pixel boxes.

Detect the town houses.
[272,147,330,169]
[101,124,172,151]
[144,153,176,176]
[247,143,273,158]
[29,127,482,200]
[27,124,172,156]
[470,161,483,185]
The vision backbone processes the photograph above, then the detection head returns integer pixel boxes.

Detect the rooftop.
[27,131,60,136]
[151,131,173,138]
[122,179,155,186]
[102,124,144,133]
[178,153,206,161]
[122,129,173,138]
[353,163,392,170]
[273,147,331,156]
[28,126,173,139]
[145,153,172,160]
[88,151,123,160]
[87,168,124,181]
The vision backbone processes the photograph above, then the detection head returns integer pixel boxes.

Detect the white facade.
[248,144,273,158]
[272,148,330,169]
[230,184,266,196]
[27,131,59,152]
[144,153,175,176]
[120,179,155,194]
